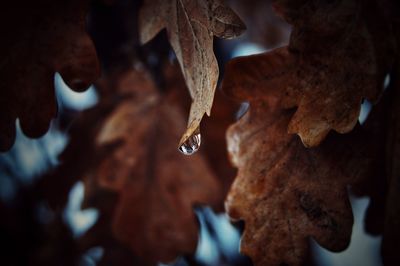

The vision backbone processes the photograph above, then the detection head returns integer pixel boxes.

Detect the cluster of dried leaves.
[1,0,400,265]
[222,0,399,265]
[1,0,241,264]
[84,67,232,263]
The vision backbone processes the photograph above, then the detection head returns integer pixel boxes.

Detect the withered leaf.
[85,69,221,263]
[223,71,382,266]
[139,0,245,147]
[0,0,100,151]
[225,0,394,147]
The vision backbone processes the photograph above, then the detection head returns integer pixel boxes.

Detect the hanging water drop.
[179,127,201,155]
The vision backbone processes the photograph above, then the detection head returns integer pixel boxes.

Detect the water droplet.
[179,128,201,155]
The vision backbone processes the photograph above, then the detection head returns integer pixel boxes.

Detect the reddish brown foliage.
[222,85,383,266]
[76,65,236,263]
[0,0,100,151]
[225,0,394,147]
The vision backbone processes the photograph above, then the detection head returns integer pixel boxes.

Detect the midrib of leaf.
[176,0,212,106]
[176,0,209,54]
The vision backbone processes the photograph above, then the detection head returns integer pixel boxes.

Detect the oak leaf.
[38,61,237,263]
[225,0,394,147]
[84,68,222,263]
[0,0,100,151]
[225,105,382,266]
[222,55,383,266]
[138,0,245,147]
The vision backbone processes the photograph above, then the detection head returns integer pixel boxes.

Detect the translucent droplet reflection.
[179,128,201,155]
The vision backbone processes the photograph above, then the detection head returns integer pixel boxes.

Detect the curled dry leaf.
[85,69,221,263]
[138,0,245,147]
[225,0,394,147]
[0,0,100,151]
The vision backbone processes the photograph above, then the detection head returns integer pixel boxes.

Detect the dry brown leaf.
[0,0,100,151]
[222,48,383,265]
[39,62,237,263]
[224,102,381,266]
[85,68,221,263]
[225,0,394,147]
[138,0,245,147]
